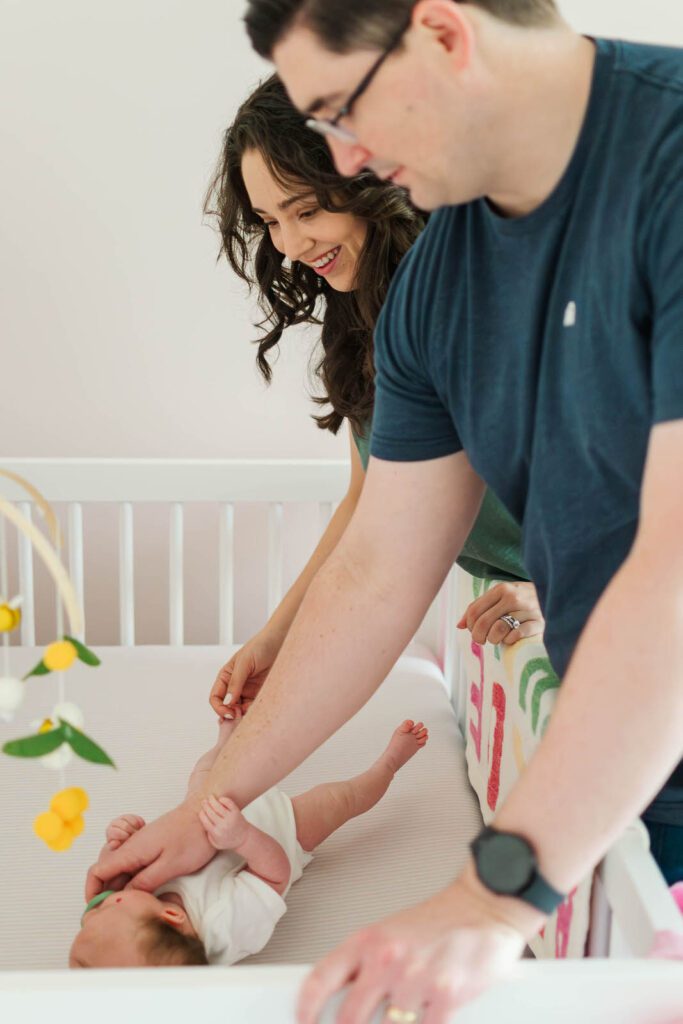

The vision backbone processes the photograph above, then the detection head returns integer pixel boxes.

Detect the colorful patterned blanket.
[457,570,592,959]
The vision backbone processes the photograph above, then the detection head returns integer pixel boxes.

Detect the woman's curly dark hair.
[204,73,425,437]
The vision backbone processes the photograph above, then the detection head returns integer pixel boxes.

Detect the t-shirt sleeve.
[204,870,287,965]
[646,172,683,425]
[370,222,463,462]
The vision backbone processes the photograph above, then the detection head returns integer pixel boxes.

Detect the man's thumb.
[125,856,166,893]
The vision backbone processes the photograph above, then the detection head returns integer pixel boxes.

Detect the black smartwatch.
[470,825,565,915]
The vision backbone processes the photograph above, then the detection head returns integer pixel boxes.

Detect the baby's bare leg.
[187,717,239,797]
[292,720,428,853]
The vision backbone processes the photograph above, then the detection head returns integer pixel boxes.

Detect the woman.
[204,75,543,717]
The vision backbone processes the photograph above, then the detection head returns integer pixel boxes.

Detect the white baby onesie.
[155,787,313,965]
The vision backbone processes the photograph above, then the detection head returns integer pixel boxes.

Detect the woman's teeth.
[312,246,341,269]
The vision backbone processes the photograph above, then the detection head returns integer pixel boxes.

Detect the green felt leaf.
[22,659,51,680]
[2,726,66,759]
[60,720,115,767]
[64,635,101,667]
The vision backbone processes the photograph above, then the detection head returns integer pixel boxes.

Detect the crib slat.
[119,503,135,647]
[67,503,85,642]
[0,514,8,599]
[169,503,184,646]
[267,502,284,619]
[17,502,36,646]
[218,503,234,647]
[318,501,333,537]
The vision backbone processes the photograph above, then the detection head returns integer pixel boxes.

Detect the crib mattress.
[0,644,482,971]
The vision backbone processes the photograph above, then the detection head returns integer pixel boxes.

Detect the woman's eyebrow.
[253,192,317,217]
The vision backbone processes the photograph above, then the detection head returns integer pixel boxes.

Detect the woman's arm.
[265,430,365,641]
[209,430,366,714]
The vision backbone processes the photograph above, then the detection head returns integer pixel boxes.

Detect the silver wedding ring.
[500,613,521,631]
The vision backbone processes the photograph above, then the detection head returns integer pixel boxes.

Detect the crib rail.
[0,458,350,649]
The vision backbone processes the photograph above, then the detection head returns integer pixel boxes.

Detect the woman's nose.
[280,224,313,263]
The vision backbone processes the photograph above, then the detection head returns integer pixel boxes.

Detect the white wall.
[1,1,683,645]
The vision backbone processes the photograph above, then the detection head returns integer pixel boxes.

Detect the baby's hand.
[199,795,249,851]
[105,814,146,851]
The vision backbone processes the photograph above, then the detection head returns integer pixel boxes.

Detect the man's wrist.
[460,858,548,941]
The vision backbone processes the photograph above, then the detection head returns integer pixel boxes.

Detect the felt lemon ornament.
[0,596,22,633]
[23,635,100,680]
[34,787,89,851]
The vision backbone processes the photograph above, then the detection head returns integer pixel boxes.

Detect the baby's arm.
[187,708,243,797]
[102,814,146,853]
[199,796,291,896]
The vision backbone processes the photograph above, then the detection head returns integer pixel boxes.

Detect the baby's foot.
[381,719,429,775]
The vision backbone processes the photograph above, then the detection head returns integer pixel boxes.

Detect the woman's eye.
[299,208,319,220]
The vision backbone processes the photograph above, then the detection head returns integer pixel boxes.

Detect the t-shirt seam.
[612,54,683,99]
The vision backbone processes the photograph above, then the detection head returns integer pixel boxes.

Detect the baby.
[69,710,429,968]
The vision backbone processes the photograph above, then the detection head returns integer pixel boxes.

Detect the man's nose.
[327,136,373,178]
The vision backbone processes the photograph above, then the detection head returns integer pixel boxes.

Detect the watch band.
[518,871,565,915]
[470,825,566,915]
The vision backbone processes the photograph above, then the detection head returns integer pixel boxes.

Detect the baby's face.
[69,889,165,967]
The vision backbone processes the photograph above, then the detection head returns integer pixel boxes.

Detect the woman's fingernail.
[225,693,233,705]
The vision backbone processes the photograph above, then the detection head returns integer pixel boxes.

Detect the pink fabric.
[649,885,683,960]
[670,882,683,913]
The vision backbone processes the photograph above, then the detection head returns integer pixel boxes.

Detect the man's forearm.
[202,548,440,807]
[495,548,683,896]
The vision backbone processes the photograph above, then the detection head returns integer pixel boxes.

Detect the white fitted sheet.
[0,644,482,970]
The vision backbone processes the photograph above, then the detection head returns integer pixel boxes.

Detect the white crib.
[0,458,681,1023]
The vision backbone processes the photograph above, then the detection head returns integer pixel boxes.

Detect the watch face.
[475,831,536,896]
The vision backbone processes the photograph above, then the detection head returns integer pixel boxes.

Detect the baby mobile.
[0,468,115,851]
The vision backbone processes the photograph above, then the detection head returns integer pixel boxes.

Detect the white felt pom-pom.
[52,702,85,730]
[0,677,24,721]
[40,745,73,771]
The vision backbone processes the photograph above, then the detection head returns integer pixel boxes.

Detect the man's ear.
[412,0,475,71]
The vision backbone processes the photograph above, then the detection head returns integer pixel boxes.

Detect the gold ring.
[386,1009,419,1023]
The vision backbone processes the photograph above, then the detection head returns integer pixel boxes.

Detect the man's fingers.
[124,855,167,893]
[334,972,395,1024]
[297,944,361,1024]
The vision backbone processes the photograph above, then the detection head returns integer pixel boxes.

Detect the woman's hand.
[209,627,286,719]
[458,581,545,646]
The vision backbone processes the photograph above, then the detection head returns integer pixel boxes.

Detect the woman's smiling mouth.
[310,245,341,275]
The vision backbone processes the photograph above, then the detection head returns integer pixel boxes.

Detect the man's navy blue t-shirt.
[370,39,683,802]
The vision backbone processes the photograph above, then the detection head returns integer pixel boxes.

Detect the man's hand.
[199,795,250,850]
[297,864,542,1024]
[85,799,215,901]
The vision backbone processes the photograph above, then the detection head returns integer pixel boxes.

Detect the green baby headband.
[81,890,114,925]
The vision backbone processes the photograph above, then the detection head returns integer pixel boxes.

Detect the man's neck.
[482,30,597,217]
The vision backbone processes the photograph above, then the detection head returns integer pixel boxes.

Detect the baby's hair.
[140,915,209,966]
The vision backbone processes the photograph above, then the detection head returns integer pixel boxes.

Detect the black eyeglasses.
[305,19,411,144]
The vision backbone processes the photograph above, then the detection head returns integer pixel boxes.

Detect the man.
[89,3,683,1021]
